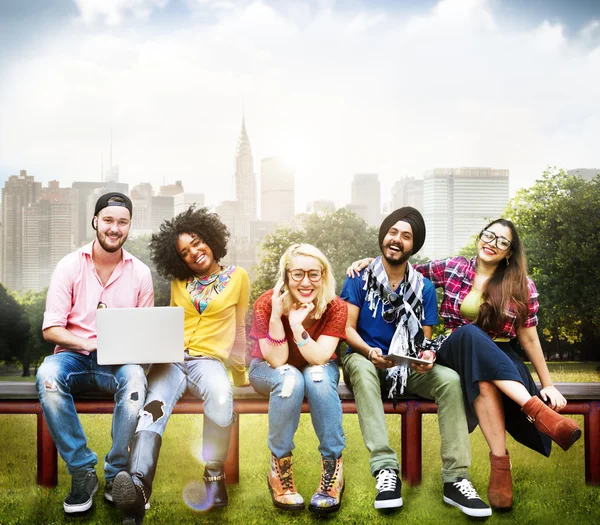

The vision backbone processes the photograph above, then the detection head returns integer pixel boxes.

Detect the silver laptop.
[96,307,185,365]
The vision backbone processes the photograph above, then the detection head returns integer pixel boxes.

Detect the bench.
[0,381,598,487]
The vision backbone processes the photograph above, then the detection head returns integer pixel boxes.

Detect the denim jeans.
[249,358,345,460]
[36,351,147,481]
[135,355,234,464]
[341,351,471,482]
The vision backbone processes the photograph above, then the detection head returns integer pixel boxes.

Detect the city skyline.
[1,0,599,212]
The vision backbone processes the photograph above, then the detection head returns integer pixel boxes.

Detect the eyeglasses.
[480,230,512,251]
[288,269,323,283]
[382,292,402,323]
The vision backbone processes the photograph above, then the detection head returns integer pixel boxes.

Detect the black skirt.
[437,323,552,457]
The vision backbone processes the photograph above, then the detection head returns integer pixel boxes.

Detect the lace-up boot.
[374,468,402,510]
[309,457,344,514]
[443,478,492,517]
[267,454,305,511]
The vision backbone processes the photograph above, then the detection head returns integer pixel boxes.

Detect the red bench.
[0,381,598,487]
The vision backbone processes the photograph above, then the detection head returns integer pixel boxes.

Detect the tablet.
[382,354,432,367]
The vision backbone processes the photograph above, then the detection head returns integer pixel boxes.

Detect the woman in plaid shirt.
[348,218,581,511]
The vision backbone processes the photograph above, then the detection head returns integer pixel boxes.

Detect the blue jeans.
[135,355,234,464]
[249,358,345,460]
[36,351,147,481]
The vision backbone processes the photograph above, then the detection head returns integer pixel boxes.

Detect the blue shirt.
[340,269,438,356]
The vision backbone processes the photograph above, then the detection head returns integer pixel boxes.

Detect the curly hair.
[149,206,229,280]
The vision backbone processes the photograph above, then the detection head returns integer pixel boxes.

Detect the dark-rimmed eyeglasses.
[480,230,512,251]
[288,269,323,283]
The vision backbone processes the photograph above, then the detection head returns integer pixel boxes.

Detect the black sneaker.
[104,481,113,503]
[64,469,99,513]
[374,469,403,509]
[443,478,492,517]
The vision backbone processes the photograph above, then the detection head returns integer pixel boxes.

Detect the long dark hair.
[476,219,529,333]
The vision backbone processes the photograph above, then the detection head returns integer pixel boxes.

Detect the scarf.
[186,265,235,314]
[363,256,424,396]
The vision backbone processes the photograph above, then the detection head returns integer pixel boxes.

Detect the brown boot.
[521,396,582,451]
[488,451,512,510]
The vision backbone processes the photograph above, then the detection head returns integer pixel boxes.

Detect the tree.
[251,209,381,302]
[0,283,29,370]
[505,169,600,359]
[126,235,171,306]
[13,289,55,376]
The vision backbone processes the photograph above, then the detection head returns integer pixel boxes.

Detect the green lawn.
[0,364,598,524]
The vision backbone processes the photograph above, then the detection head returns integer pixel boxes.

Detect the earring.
[505,257,510,266]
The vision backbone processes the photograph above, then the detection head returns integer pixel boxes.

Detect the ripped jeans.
[249,358,345,460]
[135,355,234,464]
[36,351,147,481]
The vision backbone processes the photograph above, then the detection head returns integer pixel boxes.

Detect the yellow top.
[445,289,509,342]
[170,266,250,386]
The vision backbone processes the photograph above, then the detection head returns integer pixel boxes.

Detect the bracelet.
[266,332,287,346]
[295,336,310,347]
[367,349,374,361]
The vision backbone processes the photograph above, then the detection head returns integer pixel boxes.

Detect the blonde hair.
[276,243,336,320]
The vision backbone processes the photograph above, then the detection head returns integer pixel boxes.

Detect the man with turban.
[340,207,491,517]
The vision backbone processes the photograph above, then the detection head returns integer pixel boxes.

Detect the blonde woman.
[249,244,347,514]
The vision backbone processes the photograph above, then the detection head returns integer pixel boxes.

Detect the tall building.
[151,196,174,231]
[22,195,73,291]
[1,170,42,290]
[261,156,295,224]
[422,167,509,259]
[351,173,381,226]
[391,177,424,211]
[174,192,205,215]
[306,200,336,214]
[234,116,257,223]
[159,180,184,197]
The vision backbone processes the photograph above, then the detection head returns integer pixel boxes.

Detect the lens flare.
[182,480,211,512]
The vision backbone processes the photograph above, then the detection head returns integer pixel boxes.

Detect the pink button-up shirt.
[43,241,154,354]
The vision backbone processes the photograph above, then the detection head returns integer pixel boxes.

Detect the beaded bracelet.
[266,332,287,346]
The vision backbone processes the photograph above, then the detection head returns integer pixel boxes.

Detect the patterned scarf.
[363,256,424,396]
[186,265,235,314]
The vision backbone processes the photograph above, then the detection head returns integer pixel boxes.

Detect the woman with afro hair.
[113,206,249,523]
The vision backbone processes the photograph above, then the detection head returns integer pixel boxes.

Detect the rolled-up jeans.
[249,358,345,460]
[36,351,147,481]
[135,354,234,464]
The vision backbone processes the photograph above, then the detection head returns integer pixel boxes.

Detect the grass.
[0,364,598,524]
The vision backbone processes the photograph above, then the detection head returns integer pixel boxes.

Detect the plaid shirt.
[413,256,539,339]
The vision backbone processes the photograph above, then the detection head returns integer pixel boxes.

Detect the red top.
[250,289,348,369]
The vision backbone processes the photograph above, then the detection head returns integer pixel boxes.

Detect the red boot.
[521,396,581,451]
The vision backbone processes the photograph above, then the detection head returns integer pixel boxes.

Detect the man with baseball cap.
[340,207,491,517]
[36,192,154,515]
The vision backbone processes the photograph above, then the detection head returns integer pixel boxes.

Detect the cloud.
[74,0,168,25]
[1,0,599,210]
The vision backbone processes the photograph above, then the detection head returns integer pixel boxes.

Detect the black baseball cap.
[91,192,133,230]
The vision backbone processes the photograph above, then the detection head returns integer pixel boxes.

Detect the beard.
[96,231,127,253]
[382,242,412,266]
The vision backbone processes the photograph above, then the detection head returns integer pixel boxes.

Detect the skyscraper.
[234,116,257,223]
[391,177,424,211]
[351,173,381,226]
[260,156,295,224]
[1,170,42,290]
[422,167,509,259]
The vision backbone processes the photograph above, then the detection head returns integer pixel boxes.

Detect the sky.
[1,0,599,211]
